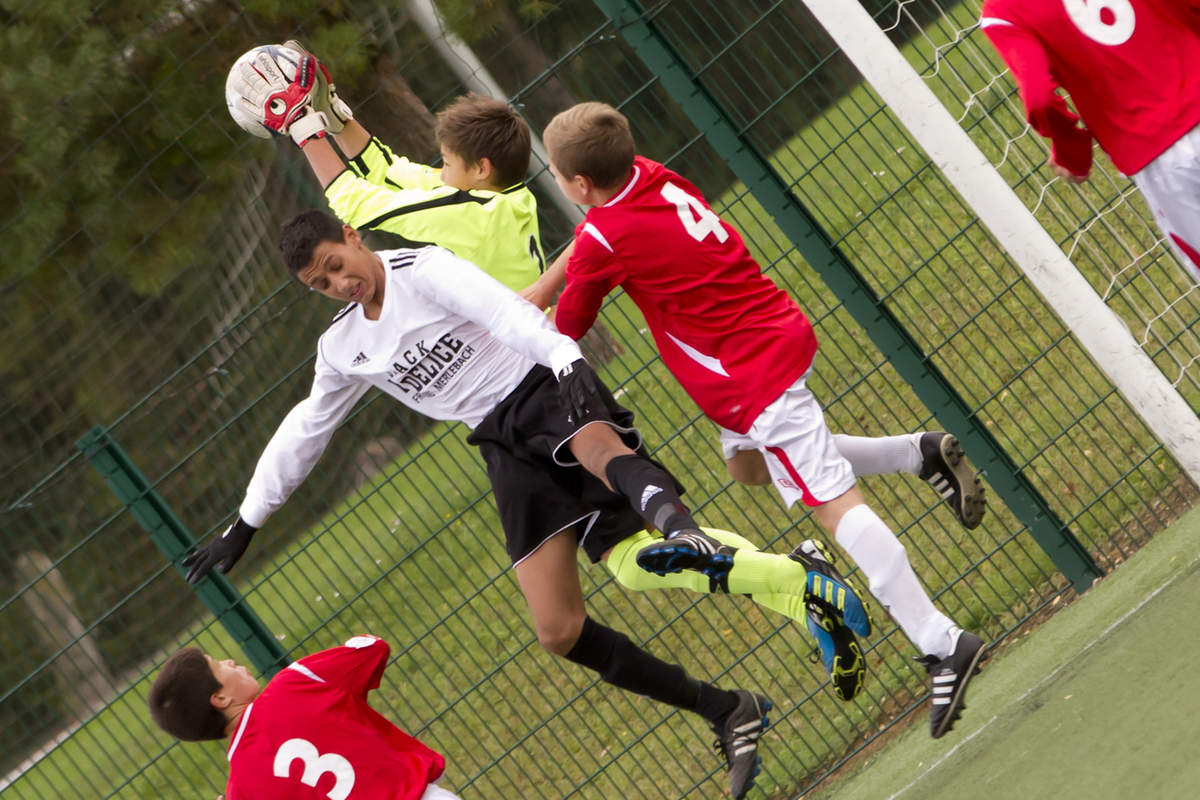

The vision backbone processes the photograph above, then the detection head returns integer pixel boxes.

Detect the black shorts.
[466,365,677,565]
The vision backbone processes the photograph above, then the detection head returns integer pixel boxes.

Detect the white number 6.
[661,181,729,244]
[273,738,356,800]
[1062,0,1135,46]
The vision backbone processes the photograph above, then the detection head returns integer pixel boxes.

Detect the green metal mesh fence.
[2,1,1196,798]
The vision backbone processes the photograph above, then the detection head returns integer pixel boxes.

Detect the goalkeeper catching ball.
[206,40,894,799]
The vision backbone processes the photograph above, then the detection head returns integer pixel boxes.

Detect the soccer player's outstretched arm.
[338,131,444,192]
[301,136,351,188]
[408,247,614,425]
[183,353,368,583]
[979,11,1093,178]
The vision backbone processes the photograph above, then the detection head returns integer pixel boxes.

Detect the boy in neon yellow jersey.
[284,41,565,308]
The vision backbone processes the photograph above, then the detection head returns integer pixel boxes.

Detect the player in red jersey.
[980,0,1200,282]
[148,635,456,799]
[543,102,987,739]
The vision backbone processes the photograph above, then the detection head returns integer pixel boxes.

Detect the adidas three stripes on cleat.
[712,690,771,799]
[790,539,872,638]
[918,630,987,738]
[791,540,867,701]
[919,432,987,529]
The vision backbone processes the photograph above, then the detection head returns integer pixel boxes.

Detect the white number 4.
[661,181,729,244]
[274,738,356,800]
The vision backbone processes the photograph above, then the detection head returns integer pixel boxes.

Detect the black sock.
[564,617,735,722]
[605,453,696,536]
[695,682,739,725]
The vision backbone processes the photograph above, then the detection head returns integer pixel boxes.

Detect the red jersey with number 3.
[980,0,1200,175]
[555,156,817,434]
[224,636,445,800]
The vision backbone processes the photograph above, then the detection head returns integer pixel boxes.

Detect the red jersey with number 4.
[980,0,1200,175]
[555,156,817,434]
[224,636,445,800]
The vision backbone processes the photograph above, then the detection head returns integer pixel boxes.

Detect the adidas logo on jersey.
[352,352,370,366]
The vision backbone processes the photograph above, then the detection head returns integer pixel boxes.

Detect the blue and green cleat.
[789,539,872,639]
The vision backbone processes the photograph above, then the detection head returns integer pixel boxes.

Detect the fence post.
[77,426,289,675]
[589,0,1102,591]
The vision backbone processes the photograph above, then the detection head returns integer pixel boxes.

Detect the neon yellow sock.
[700,527,758,549]
[606,529,713,591]
[751,593,809,625]
[604,528,809,625]
[703,529,809,624]
[724,547,809,596]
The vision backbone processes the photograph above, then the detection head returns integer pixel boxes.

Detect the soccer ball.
[225,43,304,139]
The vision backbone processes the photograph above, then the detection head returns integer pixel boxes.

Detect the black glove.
[555,358,604,425]
[182,517,258,584]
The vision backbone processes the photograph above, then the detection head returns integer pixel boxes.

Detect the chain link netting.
[3,1,1195,798]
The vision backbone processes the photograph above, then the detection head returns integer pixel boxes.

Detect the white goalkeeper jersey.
[238,245,582,528]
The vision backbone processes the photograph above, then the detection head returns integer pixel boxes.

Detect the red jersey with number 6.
[555,155,817,434]
[979,0,1200,175]
[224,636,445,800]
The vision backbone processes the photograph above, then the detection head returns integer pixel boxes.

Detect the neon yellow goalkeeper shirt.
[324,137,546,293]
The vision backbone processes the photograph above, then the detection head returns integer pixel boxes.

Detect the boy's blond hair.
[544,102,636,189]
[434,93,532,190]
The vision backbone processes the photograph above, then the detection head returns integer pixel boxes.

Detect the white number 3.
[273,738,356,800]
[661,182,729,244]
[1062,0,1135,46]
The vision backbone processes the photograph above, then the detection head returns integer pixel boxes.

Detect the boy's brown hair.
[147,647,229,741]
[435,93,531,190]
[280,209,346,279]
[543,102,636,190]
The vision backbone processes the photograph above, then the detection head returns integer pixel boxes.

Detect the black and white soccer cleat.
[918,630,987,739]
[634,529,736,588]
[919,432,986,529]
[711,689,771,800]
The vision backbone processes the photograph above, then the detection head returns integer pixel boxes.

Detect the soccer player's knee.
[535,617,585,656]
[726,449,770,485]
[570,428,633,482]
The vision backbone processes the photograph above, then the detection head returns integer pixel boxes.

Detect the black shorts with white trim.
[467,366,683,564]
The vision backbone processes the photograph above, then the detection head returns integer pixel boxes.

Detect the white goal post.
[799,0,1200,486]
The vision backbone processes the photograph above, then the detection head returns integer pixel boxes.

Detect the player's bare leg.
[513,531,589,656]
[519,530,770,797]
[564,422,636,492]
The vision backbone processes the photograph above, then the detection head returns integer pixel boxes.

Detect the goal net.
[805,0,1200,477]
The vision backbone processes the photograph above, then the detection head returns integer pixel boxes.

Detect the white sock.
[833,433,923,477]
[834,503,958,658]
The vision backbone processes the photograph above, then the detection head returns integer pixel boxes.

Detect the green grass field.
[810,505,1200,800]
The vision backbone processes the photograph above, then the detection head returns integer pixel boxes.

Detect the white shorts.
[421,784,461,800]
[1132,123,1200,285]
[720,371,856,508]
